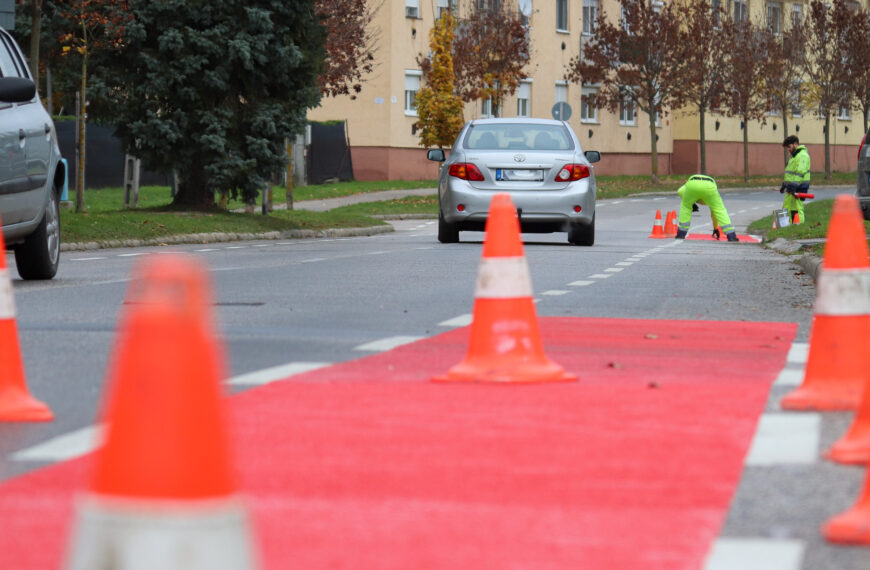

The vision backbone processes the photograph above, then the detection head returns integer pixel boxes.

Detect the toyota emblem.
[513,154,526,162]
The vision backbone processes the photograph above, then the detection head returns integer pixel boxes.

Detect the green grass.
[747,198,870,258]
[331,195,438,216]
[61,185,386,244]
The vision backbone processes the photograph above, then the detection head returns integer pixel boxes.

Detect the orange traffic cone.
[781,195,870,411]
[0,212,53,422]
[432,194,576,384]
[648,209,666,238]
[824,475,870,544]
[793,212,801,225]
[663,211,677,237]
[65,254,258,569]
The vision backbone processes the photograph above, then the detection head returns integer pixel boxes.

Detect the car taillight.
[555,164,591,182]
[860,134,867,160]
[448,163,485,181]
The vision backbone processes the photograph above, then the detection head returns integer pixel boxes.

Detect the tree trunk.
[699,106,706,175]
[742,115,749,182]
[29,0,42,87]
[174,163,216,208]
[824,114,831,180]
[781,105,789,166]
[648,110,659,184]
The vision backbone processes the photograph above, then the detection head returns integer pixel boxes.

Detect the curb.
[60,225,394,252]
[797,254,823,282]
[765,238,823,282]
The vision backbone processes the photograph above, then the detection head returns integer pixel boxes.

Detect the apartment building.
[308,0,867,181]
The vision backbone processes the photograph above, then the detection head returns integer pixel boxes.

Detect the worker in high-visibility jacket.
[780,135,810,224]
[675,174,739,242]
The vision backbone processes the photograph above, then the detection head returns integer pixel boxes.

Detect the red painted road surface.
[0,317,795,569]
[686,234,761,243]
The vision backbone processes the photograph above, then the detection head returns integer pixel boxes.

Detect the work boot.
[726,232,739,242]
[675,229,687,239]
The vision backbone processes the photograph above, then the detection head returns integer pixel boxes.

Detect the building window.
[619,96,636,126]
[437,0,456,18]
[405,71,421,115]
[556,0,568,31]
[791,3,803,26]
[733,0,747,21]
[481,97,493,118]
[581,86,598,123]
[767,2,782,34]
[838,104,851,120]
[582,0,598,35]
[517,81,531,117]
[651,0,664,14]
[555,81,568,104]
[790,82,802,117]
[406,0,419,19]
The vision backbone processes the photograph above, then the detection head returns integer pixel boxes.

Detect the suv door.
[0,32,35,225]
[0,34,30,225]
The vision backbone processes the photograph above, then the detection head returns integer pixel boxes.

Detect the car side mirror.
[427,149,445,162]
[0,77,36,103]
[584,150,601,164]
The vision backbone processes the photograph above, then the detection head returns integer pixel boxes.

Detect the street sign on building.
[0,0,13,31]
[552,101,572,122]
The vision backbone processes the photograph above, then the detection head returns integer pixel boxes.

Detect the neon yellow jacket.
[784,145,810,184]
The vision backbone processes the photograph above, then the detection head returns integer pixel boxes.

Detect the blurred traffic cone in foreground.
[432,194,576,384]
[663,211,677,237]
[824,475,870,544]
[648,209,666,238]
[781,195,870,411]
[65,254,258,570]
[0,211,53,422]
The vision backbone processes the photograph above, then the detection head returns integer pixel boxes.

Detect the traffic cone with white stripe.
[648,209,666,238]
[663,211,677,237]
[65,254,258,570]
[432,194,576,384]
[781,195,870,411]
[0,211,53,422]
[824,476,870,544]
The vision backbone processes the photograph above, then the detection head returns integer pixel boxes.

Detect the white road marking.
[11,425,103,462]
[588,274,613,279]
[117,253,146,257]
[227,362,331,385]
[354,335,423,352]
[195,248,219,252]
[703,538,804,570]
[568,280,595,287]
[542,290,570,296]
[225,246,246,249]
[367,251,388,255]
[253,244,272,247]
[438,314,473,327]
[774,368,804,386]
[616,261,634,266]
[71,257,107,261]
[745,413,820,466]
[604,267,624,273]
[787,342,809,364]
[301,258,327,263]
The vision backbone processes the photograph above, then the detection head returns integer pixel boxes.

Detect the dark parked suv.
[859,127,870,220]
[0,28,64,279]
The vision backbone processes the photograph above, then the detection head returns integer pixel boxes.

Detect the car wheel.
[568,214,595,246]
[14,185,61,280]
[438,210,459,243]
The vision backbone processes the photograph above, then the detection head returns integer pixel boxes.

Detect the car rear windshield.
[463,124,575,151]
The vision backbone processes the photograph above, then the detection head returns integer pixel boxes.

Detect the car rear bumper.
[440,183,595,231]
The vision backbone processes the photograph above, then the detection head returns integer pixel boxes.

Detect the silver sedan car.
[427,118,600,245]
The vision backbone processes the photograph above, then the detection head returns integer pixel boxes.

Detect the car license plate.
[496,169,542,182]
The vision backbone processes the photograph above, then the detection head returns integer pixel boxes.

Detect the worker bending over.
[675,175,738,242]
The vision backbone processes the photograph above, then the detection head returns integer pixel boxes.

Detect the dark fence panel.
[55,121,171,189]
[307,121,353,185]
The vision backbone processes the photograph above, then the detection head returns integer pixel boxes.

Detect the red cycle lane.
[0,317,795,569]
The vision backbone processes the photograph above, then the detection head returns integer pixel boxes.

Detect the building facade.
[0,0,14,31]
[308,0,868,181]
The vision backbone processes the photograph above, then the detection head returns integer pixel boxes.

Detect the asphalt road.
[1,185,866,569]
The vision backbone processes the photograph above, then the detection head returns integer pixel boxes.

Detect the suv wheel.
[438,210,459,243]
[568,214,595,246]
[15,185,60,279]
